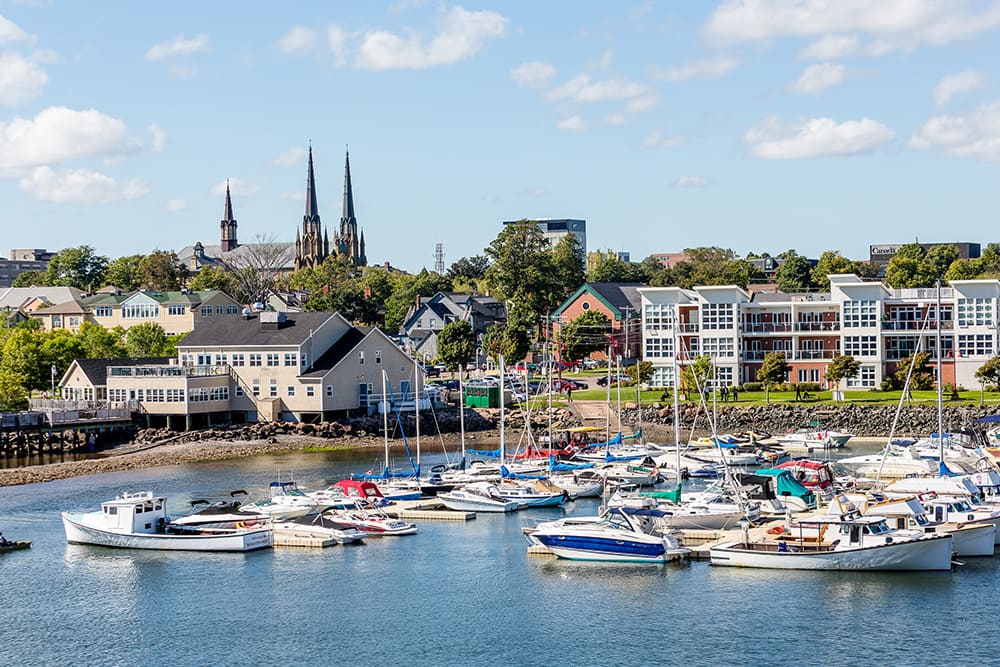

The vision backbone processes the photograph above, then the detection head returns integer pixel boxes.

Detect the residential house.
[400,292,506,364]
[60,357,172,401]
[551,282,643,361]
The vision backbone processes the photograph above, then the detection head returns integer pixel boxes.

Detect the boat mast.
[936,278,944,476]
[459,375,466,468]
[499,353,506,464]
[414,358,421,469]
[382,369,390,474]
[616,354,622,437]
[605,344,612,450]
[672,304,681,485]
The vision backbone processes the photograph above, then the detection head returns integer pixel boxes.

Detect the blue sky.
[1,1,999,271]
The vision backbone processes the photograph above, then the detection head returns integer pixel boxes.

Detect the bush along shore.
[621,401,1000,438]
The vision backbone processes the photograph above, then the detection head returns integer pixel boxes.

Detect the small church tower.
[220,179,239,253]
[294,146,328,270]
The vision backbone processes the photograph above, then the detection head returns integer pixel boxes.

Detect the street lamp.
[50,364,57,396]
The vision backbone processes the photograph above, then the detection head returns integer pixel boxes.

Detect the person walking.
[721,386,729,402]
[794,384,802,401]
[731,386,739,402]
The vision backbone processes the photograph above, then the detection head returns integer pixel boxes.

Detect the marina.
[5,440,1000,665]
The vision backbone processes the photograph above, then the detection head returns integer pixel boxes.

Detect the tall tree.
[588,256,645,283]
[137,250,188,291]
[975,356,1000,405]
[484,220,559,333]
[811,250,864,289]
[680,354,714,399]
[0,327,47,389]
[559,311,611,362]
[437,320,475,373]
[222,233,288,305]
[551,235,586,295]
[893,350,934,390]
[775,254,816,292]
[44,245,108,290]
[76,322,126,358]
[104,254,145,291]
[757,352,790,404]
[825,354,861,394]
[123,323,171,357]
[11,270,46,287]
[446,255,490,282]
[188,266,236,293]
[0,370,28,411]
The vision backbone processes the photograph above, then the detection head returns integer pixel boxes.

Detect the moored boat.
[438,482,519,513]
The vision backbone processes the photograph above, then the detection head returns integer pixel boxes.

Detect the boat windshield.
[951,500,973,512]
[913,514,929,527]
[864,521,890,535]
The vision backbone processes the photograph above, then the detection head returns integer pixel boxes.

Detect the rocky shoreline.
[1,401,996,488]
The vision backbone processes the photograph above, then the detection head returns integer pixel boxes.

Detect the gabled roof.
[33,300,87,315]
[64,357,172,386]
[301,327,366,378]
[81,289,233,307]
[177,311,339,347]
[552,282,643,320]
[0,286,83,310]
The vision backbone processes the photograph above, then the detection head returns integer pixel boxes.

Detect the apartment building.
[640,275,1000,390]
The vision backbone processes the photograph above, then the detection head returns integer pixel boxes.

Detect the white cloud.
[556,115,587,132]
[745,116,896,159]
[624,95,659,113]
[799,34,861,59]
[328,25,348,65]
[0,15,34,45]
[675,176,712,187]
[145,34,210,61]
[790,62,847,94]
[356,5,507,70]
[146,124,166,152]
[590,49,613,70]
[933,70,987,105]
[276,26,319,54]
[19,166,149,204]
[273,147,307,166]
[279,191,305,201]
[655,55,739,82]
[211,177,257,196]
[389,0,429,14]
[0,52,47,106]
[604,112,627,126]
[166,198,187,211]
[0,106,140,170]
[546,73,651,103]
[510,61,556,88]
[641,130,685,148]
[704,0,1000,53]
[910,101,1000,161]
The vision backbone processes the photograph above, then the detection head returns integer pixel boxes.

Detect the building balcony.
[108,365,229,378]
[793,321,840,332]
[742,323,793,334]
[882,320,954,331]
[795,350,836,360]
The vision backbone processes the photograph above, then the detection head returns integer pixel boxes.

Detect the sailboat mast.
[672,305,681,484]
[414,359,421,467]
[605,344,612,449]
[459,375,466,466]
[616,355,622,435]
[936,279,944,473]
[499,353,506,463]
[382,370,390,473]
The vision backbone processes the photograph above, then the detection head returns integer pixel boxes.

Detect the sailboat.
[353,370,422,501]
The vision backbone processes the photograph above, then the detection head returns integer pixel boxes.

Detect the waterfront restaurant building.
[639,275,1000,391]
[96,311,420,429]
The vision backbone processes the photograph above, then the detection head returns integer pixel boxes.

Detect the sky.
[1,1,999,272]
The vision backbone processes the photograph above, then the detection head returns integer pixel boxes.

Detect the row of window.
[248,380,328,398]
[101,303,241,319]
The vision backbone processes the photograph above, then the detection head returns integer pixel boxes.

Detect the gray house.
[400,292,506,364]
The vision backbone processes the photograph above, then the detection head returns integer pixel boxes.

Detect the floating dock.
[272,530,339,548]
[385,498,476,521]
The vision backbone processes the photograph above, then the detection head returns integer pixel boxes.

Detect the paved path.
[571,400,622,430]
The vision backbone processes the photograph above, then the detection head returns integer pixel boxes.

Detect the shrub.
[797,382,821,392]
[880,377,895,391]
[742,382,762,392]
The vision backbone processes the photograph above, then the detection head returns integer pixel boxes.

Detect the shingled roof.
[177,312,339,347]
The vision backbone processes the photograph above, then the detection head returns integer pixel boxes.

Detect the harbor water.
[1,445,997,666]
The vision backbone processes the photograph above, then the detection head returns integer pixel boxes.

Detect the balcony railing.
[793,321,840,332]
[882,320,954,331]
[742,323,793,334]
[795,350,836,360]
[108,365,229,378]
[743,350,836,362]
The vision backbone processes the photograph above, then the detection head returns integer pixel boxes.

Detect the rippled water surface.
[1,445,997,666]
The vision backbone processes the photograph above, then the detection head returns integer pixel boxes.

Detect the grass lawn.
[557,387,1000,407]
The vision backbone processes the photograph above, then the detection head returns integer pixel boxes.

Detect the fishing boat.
[62,491,272,552]
[327,500,418,536]
[272,514,367,544]
[709,506,954,571]
[0,539,31,553]
[438,482,519,513]
[525,503,689,563]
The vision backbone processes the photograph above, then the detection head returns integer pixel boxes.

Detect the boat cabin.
[775,460,834,490]
[101,492,167,534]
[333,480,385,501]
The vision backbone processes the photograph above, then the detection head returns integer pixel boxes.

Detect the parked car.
[581,359,604,370]
[596,373,631,387]
[511,361,537,372]
[420,364,440,378]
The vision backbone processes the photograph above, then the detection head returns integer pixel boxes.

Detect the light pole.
[50,364,57,397]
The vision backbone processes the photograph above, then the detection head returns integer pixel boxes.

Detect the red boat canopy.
[333,479,384,498]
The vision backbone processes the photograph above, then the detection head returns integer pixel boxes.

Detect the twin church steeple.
[293,145,366,270]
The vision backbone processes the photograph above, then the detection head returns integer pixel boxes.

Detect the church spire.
[224,179,234,221]
[343,147,355,222]
[305,145,319,225]
[220,179,238,252]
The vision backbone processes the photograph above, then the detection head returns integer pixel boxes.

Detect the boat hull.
[949,523,996,557]
[709,535,953,571]
[62,513,272,552]
[535,532,680,563]
[0,541,31,553]
[438,495,517,513]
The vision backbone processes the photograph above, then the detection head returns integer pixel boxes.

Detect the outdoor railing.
[793,321,841,332]
[108,365,229,378]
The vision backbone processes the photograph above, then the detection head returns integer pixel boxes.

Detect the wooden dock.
[385,498,476,521]
[272,529,339,548]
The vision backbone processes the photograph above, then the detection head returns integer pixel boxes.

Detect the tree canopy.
[559,311,611,362]
[757,352,790,403]
[437,320,475,372]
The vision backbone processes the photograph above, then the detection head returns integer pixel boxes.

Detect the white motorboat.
[62,491,272,552]
[525,504,689,563]
[776,428,852,451]
[309,479,389,509]
[240,481,320,520]
[608,485,751,531]
[838,445,939,479]
[168,494,270,530]
[497,478,569,508]
[651,449,721,478]
[327,500,418,536]
[438,482,519,513]
[548,471,604,499]
[710,507,954,571]
[272,515,366,544]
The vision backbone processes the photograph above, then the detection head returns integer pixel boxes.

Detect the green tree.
[775,254,816,292]
[551,235,586,295]
[41,330,85,380]
[627,360,653,386]
[588,255,645,283]
[0,370,29,411]
[811,250,864,289]
[894,350,934,390]
[944,258,983,282]
[484,221,559,335]
[559,311,611,362]
[11,270,46,287]
[188,266,236,294]
[447,255,491,282]
[437,320,475,373]
[0,327,47,389]
[45,245,109,289]
[124,323,171,357]
[825,354,861,395]
[679,354,715,400]
[76,322,126,358]
[103,254,145,291]
[482,322,528,367]
[137,250,188,291]
[294,255,378,325]
[974,356,1000,405]
[923,244,960,281]
[757,352,790,404]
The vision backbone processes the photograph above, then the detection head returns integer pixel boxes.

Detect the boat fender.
[767,525,785,535]
[235,522,246,529]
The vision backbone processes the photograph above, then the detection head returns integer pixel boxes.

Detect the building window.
[284,353,297,367]
[215,305,224,314]
[287,386,295,397]
[958,334,994,357]
[269,380,277,397]
[429,319,436,328]
[200,305,212,316]
[643,303,674,330]
[326,385,333,397]
[231,353,245,367]
[957,298,995,328]
[69,317,80,327]
[650,366,676,388]
[249,353,261,367]
[375,350,382,365]
[168,305,186,315]
[94,306,113,317]
[644,337,673,358]
[266,353,279,367]
[701,337,735,358]
[306,386,315,397]
[846,365,876,388]
[215,354,228,366]
[52,315,62,327]
[582,301,591,311]
[301,354,308,368]
[227,305,239,314]
[843,336,878,358]
[235,386,243,397]
[843,300,877,328]
[252,379,260,396]
[123,304,160,319]
[810,369,820,382]
[359,351,365,365]
[701,304,734,330]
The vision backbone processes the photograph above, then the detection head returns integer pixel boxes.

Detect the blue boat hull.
[535,534,666,562]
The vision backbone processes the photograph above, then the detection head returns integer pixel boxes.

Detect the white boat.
[526,504,689,563]
[710,508,954,571]
[438,482,519,513]
[240,481,321,520]
[610,487,747,530]
[548,471,604,499]
[776,428,852,451]
[272,515,366,544]
[327,500,418,536]
[169,496,270,531]
[496,479,568,508]
[62,491,272,552]
[838,445,938,479]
